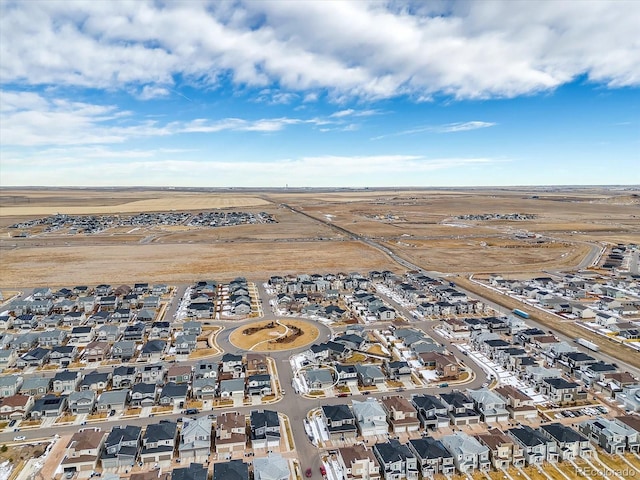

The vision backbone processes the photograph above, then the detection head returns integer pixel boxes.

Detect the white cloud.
[0,90,356,146]
[1,150,502,187]
[372,120,497,140]
[0,1,637,100]
[436,121,497,133]
[138,85,170,100]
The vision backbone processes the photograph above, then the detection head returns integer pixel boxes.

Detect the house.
[192,378,217,400]
[96,389,130,413]
[305,368,335,390]
[68,326,95,344]
[373,439,418,480]
[246,353,269,376]
[175,334,198,356]
[167,365,192,384]
[141,420,178,464]
[17,347,50,367]
[213,460,249,480]
[84,341,111,362]
[141,364,166,385]
[247,374,272,396]
[440,391,480,426]
[80,370,111,392]
[52,370,81,394]
[179,416,212,461]
[253,453,291,480]
[158,383,189,407]
[539,423,592,460]
[381,396,420,433]
[615,416,640,452]
[384,361,412,381]
[334,334,367,351]
[136,309,156,322]
[101,425,142,469]
[493,385,538,420]
[68,391,96,415]
[440,432,490,474]
[20,377,51,397]
[580,418,640,454]
[356,364,386,387]
[540,378,587,404]
[338,444,381,480]
[418,352,459,379]
[353,399,389,437]
[123,322,146,341]
[476,429,525,469]
[221,353,244,378]
[0,349,18,369]
[0,375,23,398]
[0,394,33,420]
[60,428,106,476]
[322,404,358,440]
[407,438,455,477]
[131,383,157,407]
[30,394,67,419]
[194,359,218,379]
[149,322,172,340]
[508,425,558,465]
[219,378,245,399]
[48,345,78,367]
[336,364,359,387]
[111,340,137,361]
[215,411,247,455]
[112,366,137,389]
[38,329,67,347]
[182,321,203,336]
[467,388,509,424]
[172,463,208,480]
[411,395,450,430]
[140,340,166,360]
[250,409,281,450]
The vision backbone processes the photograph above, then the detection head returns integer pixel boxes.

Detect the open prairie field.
[0,192,269,216]
[0,240,397,287]
[1,187,638,285]
[387,237,591,274]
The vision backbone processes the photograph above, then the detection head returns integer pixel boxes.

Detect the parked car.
[8,419,16,427]
[320,466,326,476]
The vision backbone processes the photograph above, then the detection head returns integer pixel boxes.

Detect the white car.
[13,435,26,441]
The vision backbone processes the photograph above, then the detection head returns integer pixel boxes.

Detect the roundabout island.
[228,318,321,352]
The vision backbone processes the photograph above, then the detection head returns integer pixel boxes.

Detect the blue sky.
[1,1,639,187]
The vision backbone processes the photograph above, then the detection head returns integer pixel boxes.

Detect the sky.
[1,0,639,188]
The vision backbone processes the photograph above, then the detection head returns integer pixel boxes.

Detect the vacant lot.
[0,192,269,216]
[0,240,396,287]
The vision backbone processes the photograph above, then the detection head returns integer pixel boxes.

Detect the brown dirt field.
[388,238,591,273]
[0,193,269,216]
[229,319,319,351]
[454,276,640,369]
[0,240,397,287]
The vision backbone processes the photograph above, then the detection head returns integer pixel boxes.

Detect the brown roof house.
[60,428,106,475]
[338,444,381,480]
[494,385,539,421]
[419,352,460,380]
[215,411,247,456]
[0,394,33,420]
[84,341,111,363]
[476,429,525,469]
[381,396,420,433]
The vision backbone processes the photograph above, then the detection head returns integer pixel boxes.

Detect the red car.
[305,469,312,478]
[320,466,327,476]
